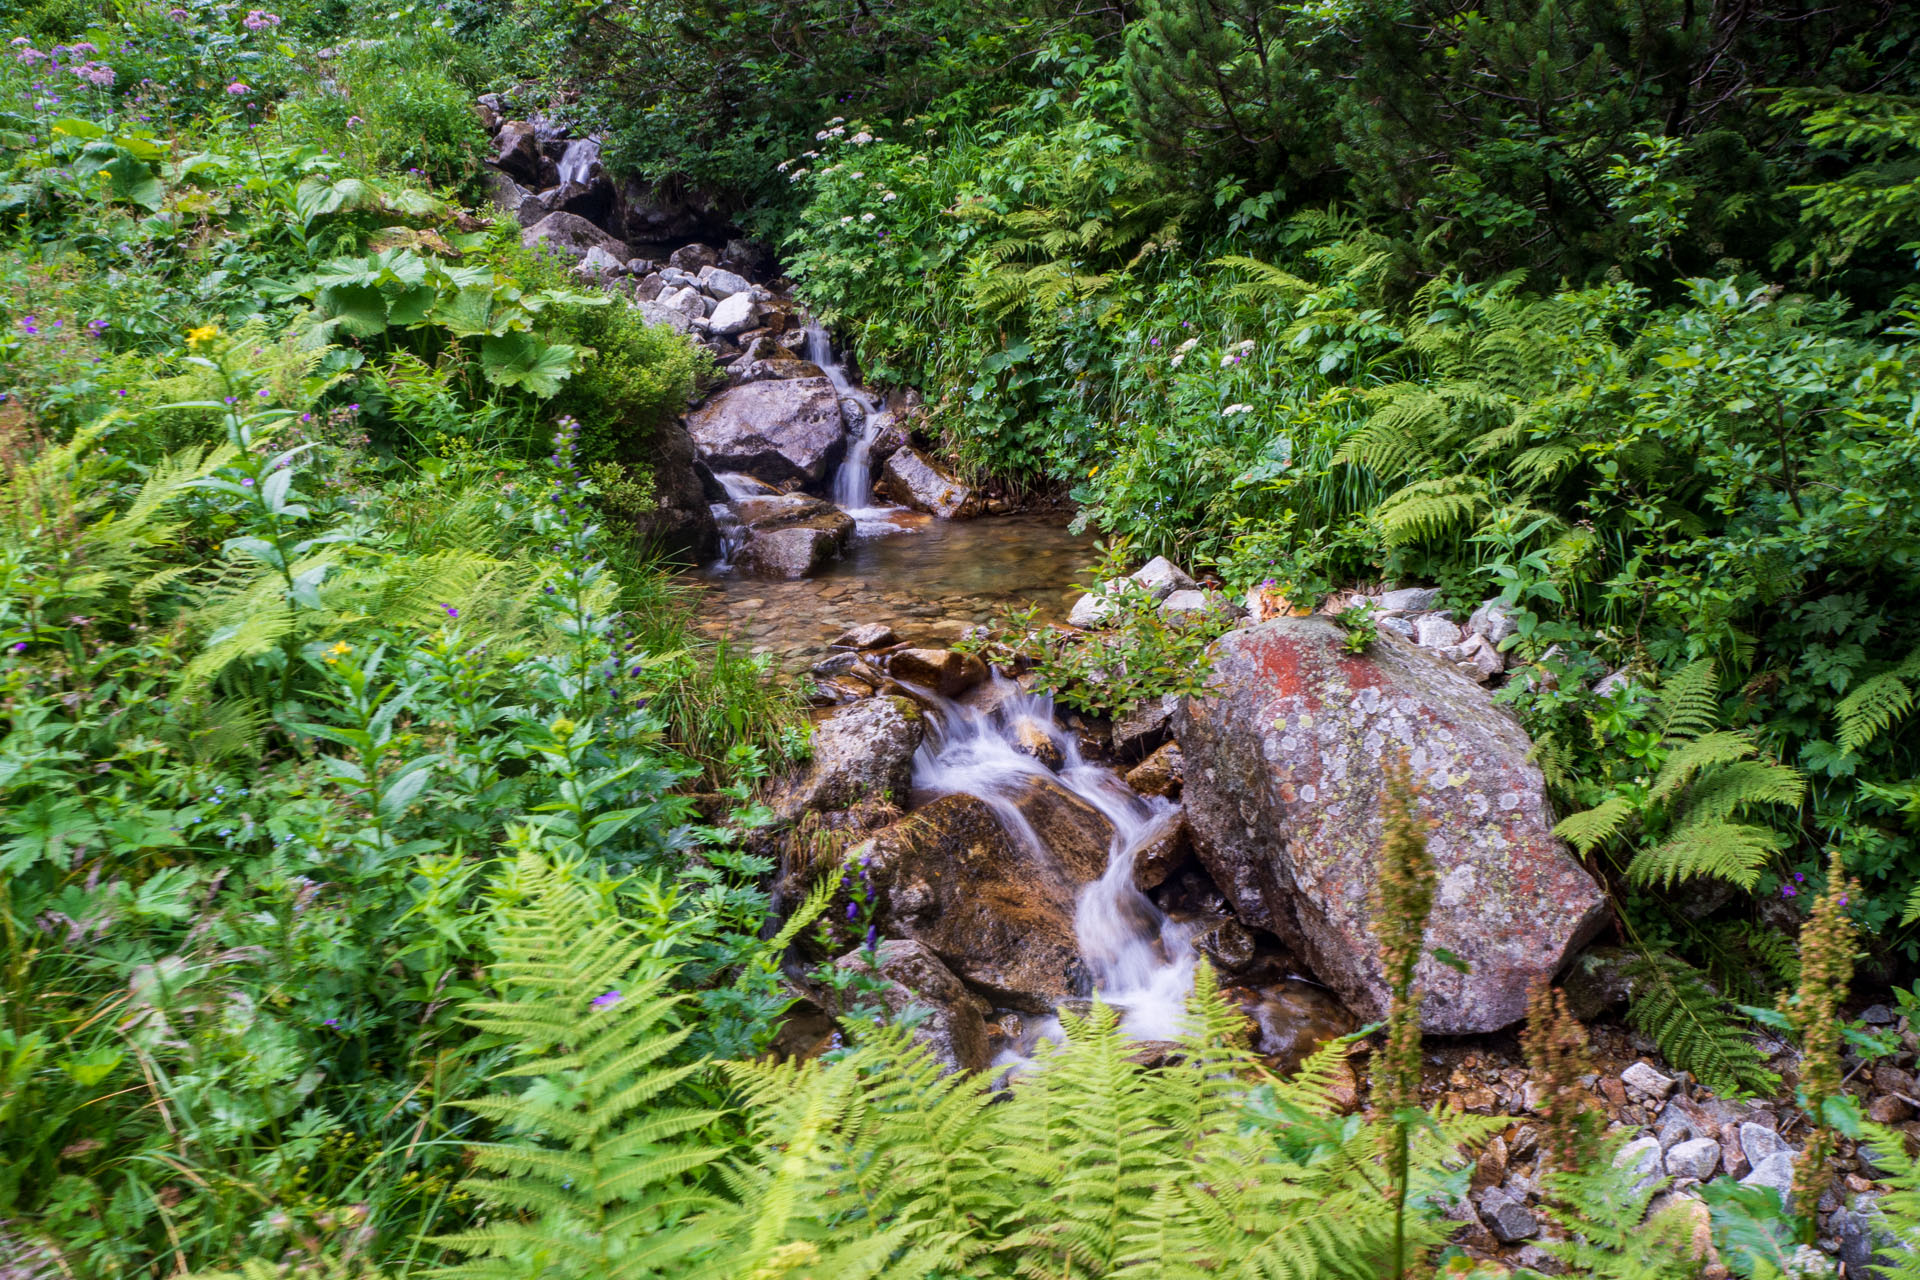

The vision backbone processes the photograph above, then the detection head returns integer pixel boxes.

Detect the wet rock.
[1416,616,1464,648]
[1129,808,1191,891]
[1472,1135,1509,1192]
[520,211,630,263]
[574,245,626,280]
[869,420,909,465]
[1378,586,1441,613]
[483,170,531,219]
[538,177,614,225]
[732,492,838,530]
[736,518,853,579]
[706,291,763,337]
[888,648,988,697]
[659,285,712,318]
[669,243,720,272]
[780,696,924,815]
[1161,588,1235,624]
[732,357,827,385]
[842,793,1097,1010]
[629,416,718,562]
[835,939,992,1072]
[1833,1201,1903,1278]
[1003,773,1116,882]
[1237,980,1354,1073]
[490,120,544,184]
[1193,918,1257,972]
[834,623,897,650]
[1666,1137,1721,1182]
[1172,617,1609,1034]
[878,448,977,519]
[686,378,846,487]
[1124,742,1184,798]
[1010,717,1064,770]
[1067,590,1117,629]
[1112,693,1178,759]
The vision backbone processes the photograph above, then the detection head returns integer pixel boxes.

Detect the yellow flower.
[1088,466,1100,477]
[185,324,219,347]
[327,641,353,656]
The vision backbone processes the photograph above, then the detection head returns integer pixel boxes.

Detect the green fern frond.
[1656,660,1720,741]
[1627,817,1785,891]
[1535,1131,1699,1278]
[1677,759,1806,822]
[1648,731,1759,805]
[1856,1123,1920,1279]
[1374,476,1486,545]
[1835,650,1920,753]
[1625,952,1778,1097]
[1554,795,1637,855]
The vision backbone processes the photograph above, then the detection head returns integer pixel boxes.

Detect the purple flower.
[10,642,25,652]
[88,318,108,335]
[443,604,458,619]
[226,81,249,95]
[1782,885,1797,898]
[168,7,190,19]
[1839,895,1850,907]
[846,901,858,921]
[241,478,254,486]
[1150,337,1160,346]
[591,989,623,1010]
[322,1017,339,1027]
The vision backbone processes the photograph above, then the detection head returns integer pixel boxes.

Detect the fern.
[1834,649,1920,753]
[434,841,727,1280]
[1627,817,1788,891]
[1625,952,1779,1097]
[1535,1132,1705,1278]
[1855,1123,1920,1280]
[1657,659,1722,742]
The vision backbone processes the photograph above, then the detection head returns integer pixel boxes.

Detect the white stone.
[707,291,763,336]
[1622,1062,1678,1099]
[1130,556,1197,601]
[1740,1122,1791,1167]
[1740,1151,1796,1202]
[1467,597,1518,644]
[574,245,625,277]
[1379,586,1441,612]
[1665,1137,1721,1182]
[1415,616,1464,648]
[697,265,753,299]
[1378,615,1418,640]
[1068,590,1117,629]
[1593,668,1635,697]
[660,286,708,317]
[1615,1135,1665,1192]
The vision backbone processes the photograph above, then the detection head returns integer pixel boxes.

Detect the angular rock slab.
[834,940,992,1072]
[1173,617,1608,1033]
[878,447,976,519]
[520,211,630,263]
[685,377,845,488]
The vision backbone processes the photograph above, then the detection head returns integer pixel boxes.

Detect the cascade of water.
[555,135,601,187]
[810,322,892,511]
[905,673,1198,1046]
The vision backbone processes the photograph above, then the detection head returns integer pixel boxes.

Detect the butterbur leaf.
[318,283,390,337]
[480,333,579,396]
[100,151,164,210]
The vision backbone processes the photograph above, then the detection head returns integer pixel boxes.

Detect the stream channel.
[692,326,1211,1059]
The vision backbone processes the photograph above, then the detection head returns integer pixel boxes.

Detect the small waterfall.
[555,135,601,187]
[905,673,1198,1047]
[809,322,891,511]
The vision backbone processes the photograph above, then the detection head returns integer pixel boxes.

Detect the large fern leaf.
[1625,952,1778,1097]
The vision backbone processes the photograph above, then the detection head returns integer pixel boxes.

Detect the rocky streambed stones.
[686,378,846,487]
[1174,616,1609,1033]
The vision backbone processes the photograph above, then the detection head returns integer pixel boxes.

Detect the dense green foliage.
[11,0,1920,1274]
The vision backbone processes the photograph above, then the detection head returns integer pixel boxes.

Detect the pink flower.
[226,80,248,95]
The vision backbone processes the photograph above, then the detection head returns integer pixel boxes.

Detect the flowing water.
[555,135,602,187]
[701,326,1200,1050]
[904,675,1199,1047]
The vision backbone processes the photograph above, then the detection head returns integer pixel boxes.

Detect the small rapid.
[904,674,1199,1047]
[811,322,894,516]
[555,135,602,187]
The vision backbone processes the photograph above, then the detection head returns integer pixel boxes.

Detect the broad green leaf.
[481,333,579,397]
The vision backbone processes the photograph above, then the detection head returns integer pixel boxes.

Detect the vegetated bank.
[6,0,1920,1277]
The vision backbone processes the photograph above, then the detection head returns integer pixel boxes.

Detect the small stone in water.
[833,622,897,649]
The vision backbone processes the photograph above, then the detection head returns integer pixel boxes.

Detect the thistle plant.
[1786,846,1858,1223]
[1370,751,1436,1278]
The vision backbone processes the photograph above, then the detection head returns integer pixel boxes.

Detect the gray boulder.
[1378,586,1441,612]
[669,243,720,272]
[1468,598,1518,645]
[1665,1137,1720,1182]
[490,120,544,185]
[1132,556,1197,600]
[1173,617,1609,1033]
[520,211,630,264]
[834,940,992,1072]
[635,300,697,335]
[706,291,763,336]
[1415,615,1464,648]
[735,521,851,579]
[697,265,753,299]
[574,245,626,280]
[685,378,846,487]
[782,696,924,814]
[627,416,717,562]
[877,447,976,519]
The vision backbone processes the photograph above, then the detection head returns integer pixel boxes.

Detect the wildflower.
[226,81,248,95]
[788,169,809,182]
[115,389,127,396]
[881,191,896,202]
[243,9,282,28]
[826,115,845,126]
[18,316,38,336]
[167,6,189,17]
[345,114,362,127]
[71,41,96,54]
[10,642,25,652]
[839,216,853,224]
[591,989,623,1010]
[184,323,220,347]
[240,477,254,486]
[850,131,873,145]
[860,212,875,223]
[850,171,864,180]
[87,318,108,335]
[846,901,858,921]
[443,604,458,619]
[775,159,791,172]
[8,36,29,45]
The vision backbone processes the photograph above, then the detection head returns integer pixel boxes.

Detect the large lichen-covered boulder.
[834,784,1111,1011]
[520,211,630,263]
[1174,617,1608,1033]
[685,377,845,487]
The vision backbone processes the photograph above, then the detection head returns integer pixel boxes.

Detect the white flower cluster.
[816,126,846,141]
[1221,403,1255,417]
[851,131,875,145]
[1169,336,1199,367]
